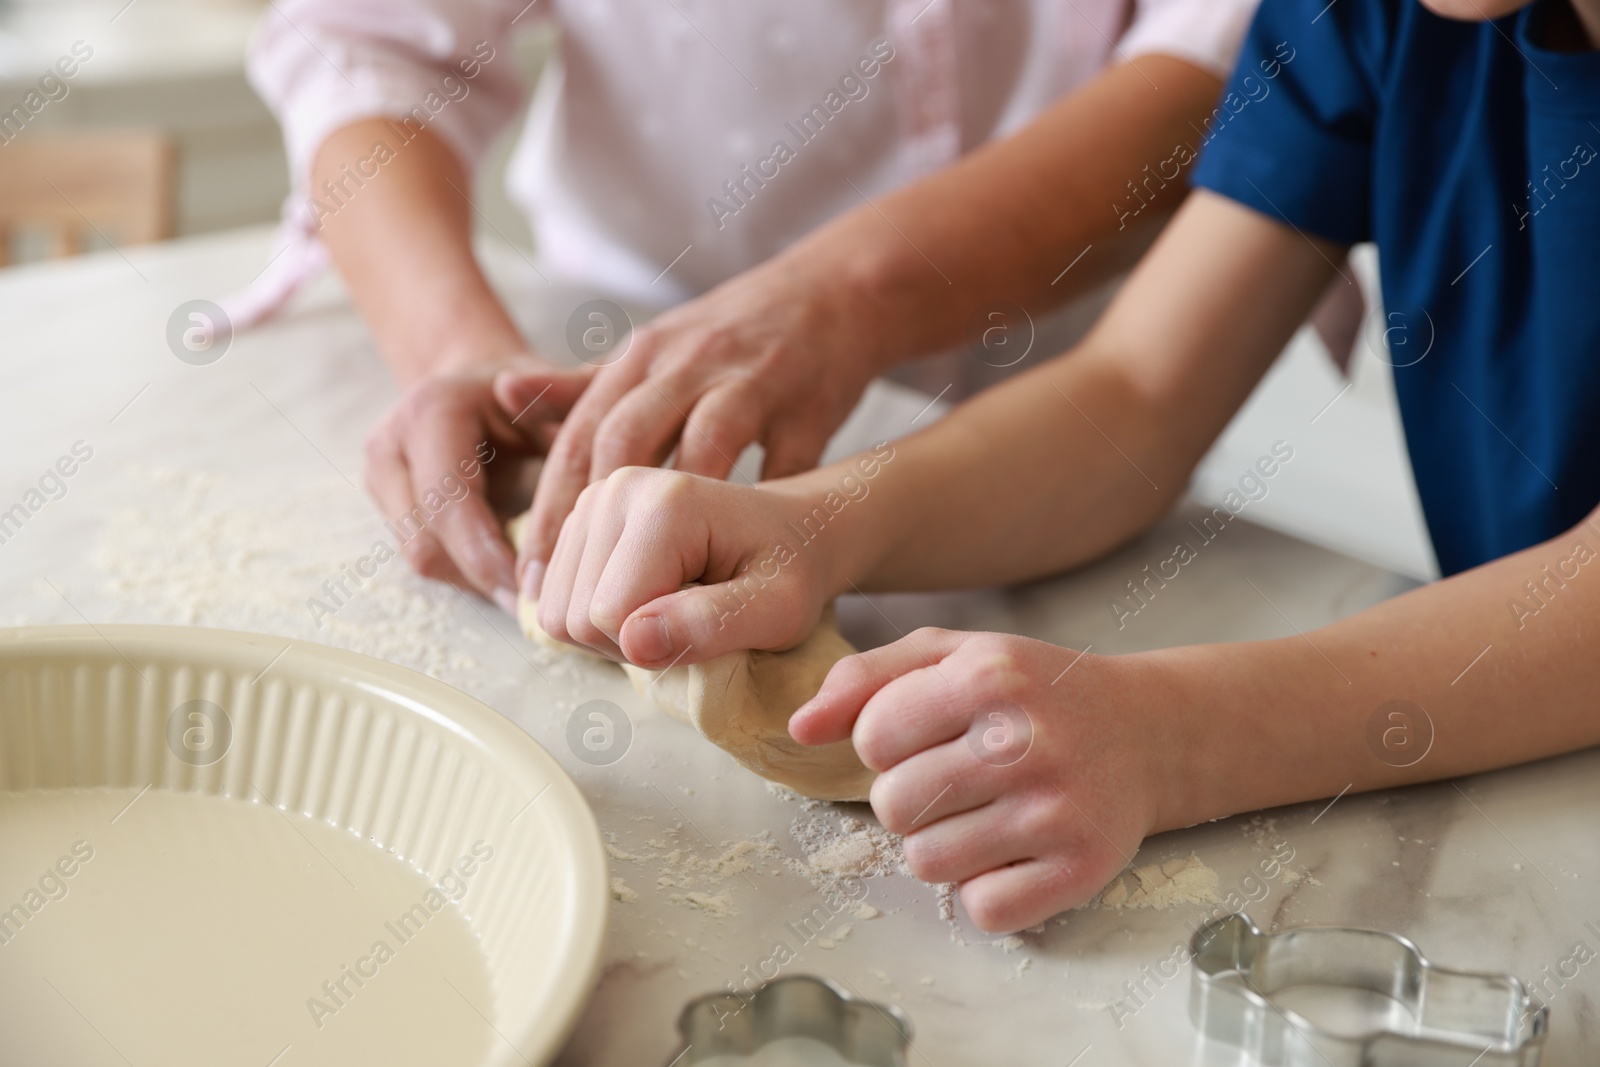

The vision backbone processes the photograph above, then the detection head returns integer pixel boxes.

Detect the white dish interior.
[0,625,607,1067]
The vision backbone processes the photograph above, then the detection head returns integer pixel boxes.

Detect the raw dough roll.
[506,511,875,801]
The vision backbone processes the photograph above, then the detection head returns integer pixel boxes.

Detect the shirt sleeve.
[1117,0,1260,79]
[1189,0,1389,245]
[246,0,532,189]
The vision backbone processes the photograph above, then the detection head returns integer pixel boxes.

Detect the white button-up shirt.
[241,0,1257,321]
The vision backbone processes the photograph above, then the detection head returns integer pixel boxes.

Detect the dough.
[507,511,875,801]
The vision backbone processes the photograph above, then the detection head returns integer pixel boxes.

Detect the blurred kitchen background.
[0,0,549,250]
[0,0,1439,584]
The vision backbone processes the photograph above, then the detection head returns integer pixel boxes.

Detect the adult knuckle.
[777,580,820,631]
[594,424,650,467]
[699,416,754,460]
[407,543,448,580]
[648,357,696,396]
[397,538,425,567]
[396,382,438,420]
[690,324,740,358]
[763,432,820,477]
[629,323,665,356]
[538,439,577,482]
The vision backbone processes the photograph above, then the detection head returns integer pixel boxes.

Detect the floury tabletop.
[9,228,1596,1064]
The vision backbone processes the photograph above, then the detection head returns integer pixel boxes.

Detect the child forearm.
[786,344,1199,595]
[1153,506,1600,831]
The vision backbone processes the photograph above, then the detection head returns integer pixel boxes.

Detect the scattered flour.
[84,465,492,680]
[786,811,911,921]
[672,891,735,917]
[1241,816,1279,848]
[787,811,1031,947]
[604,826,785,914]
[1278,866,1323,888]
[610,878,637,903]
[1095,855,1221,910]
[708,839,773,879]
[1295,868,1324,887]
[605,837,645,864]
[656,836,784,890]
[815,923,853,949]
[1070,989,1122,1012]
[791,814,907,880]
[1240,815,1323,887]
[809,835,878,875]
[936,883,965,946]
[764,781,816,806]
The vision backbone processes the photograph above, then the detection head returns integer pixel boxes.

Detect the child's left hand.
[790,628,1181,933]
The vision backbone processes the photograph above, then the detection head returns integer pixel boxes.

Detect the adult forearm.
[1155,509,1600,831]
[312,119,529,383]
[781,55,1224,370]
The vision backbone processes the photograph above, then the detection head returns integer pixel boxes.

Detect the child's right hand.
[533,467,841,666]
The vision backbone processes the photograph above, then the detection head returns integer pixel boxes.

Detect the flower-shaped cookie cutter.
[1189,913,1548,1067]
[662,974,911,1065]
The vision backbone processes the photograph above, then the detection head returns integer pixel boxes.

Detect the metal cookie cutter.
[662,974,911,1065]
[1189,913,1548,1067]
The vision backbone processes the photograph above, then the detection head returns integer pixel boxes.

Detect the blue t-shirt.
[1192,0,1600,575]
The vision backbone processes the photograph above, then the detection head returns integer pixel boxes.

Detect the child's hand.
[791,629,1177,933]
[535,468,839,665]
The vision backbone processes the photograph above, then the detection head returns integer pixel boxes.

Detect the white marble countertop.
[1,227,1595,1065]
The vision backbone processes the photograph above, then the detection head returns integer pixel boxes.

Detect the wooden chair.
[0,131,176,265]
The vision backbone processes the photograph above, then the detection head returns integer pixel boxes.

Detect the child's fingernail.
[627,615,673,665]
[520,560,545,601]
[492,587,518,615]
